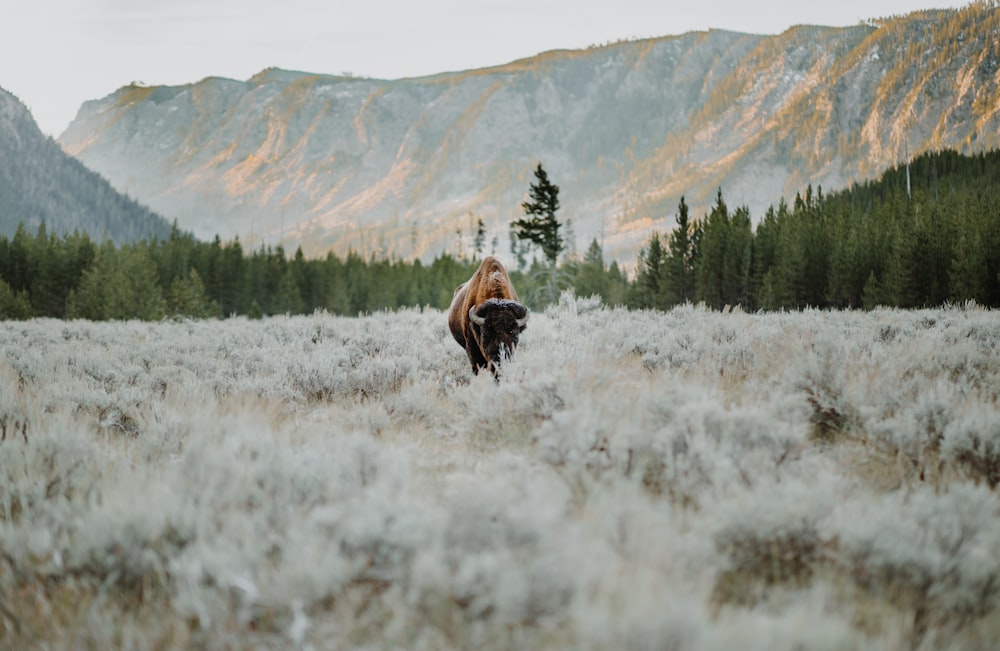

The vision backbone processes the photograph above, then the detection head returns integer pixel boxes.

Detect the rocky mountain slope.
[0,87,173,243]
[59,3,1000,262]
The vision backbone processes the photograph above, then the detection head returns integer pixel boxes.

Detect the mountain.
[59,3,1000,262]
[0,87,174,244]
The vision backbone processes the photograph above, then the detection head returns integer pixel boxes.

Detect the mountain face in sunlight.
[60,4,1000,261]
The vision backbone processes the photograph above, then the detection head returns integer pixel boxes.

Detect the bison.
[448,256,528,376]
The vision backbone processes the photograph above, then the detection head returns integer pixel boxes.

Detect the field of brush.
[1,296,999,650]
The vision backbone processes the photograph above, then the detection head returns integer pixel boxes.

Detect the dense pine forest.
[629,148,1000,311]
[1,148,998,320]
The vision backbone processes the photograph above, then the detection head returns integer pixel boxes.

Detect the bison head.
[468,299,528,368]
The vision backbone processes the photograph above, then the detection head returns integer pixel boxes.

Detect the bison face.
[469,299,528,368]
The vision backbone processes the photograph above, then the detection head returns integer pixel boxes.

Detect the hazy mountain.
[60,4,1000,262]
[0,87,174,243]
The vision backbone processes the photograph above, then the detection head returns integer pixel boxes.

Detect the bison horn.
[510,302,528,328]
[469,305,486,326]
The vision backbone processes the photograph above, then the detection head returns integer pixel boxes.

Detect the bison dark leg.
[467,344,488,375]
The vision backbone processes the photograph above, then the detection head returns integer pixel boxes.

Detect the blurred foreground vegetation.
[2,304,999,649]
[1,148,998,320]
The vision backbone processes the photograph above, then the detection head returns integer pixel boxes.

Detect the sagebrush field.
[1,297,999,650]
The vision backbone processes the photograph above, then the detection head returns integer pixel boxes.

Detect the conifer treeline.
[0,221,631,320]
[0,149,997,320]
[629,149,1000,311]
[0,225,478,320]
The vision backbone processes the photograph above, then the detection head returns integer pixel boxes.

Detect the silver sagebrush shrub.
[942,401,1000,488]
[1,306,998,650]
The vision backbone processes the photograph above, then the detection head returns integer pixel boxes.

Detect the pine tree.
[473,217,487,260]
[156,222,195,290]
[219,238,246,315]
[274,267,306,315]
[950,228,989,303]
[605,261,630,307]
[167,268,218,318]
[574,238,609,300]
[0,277,32,319]
[695,189,730,310]
[28,223,60,317]
[664,196,697,306]
[800,186,831,307]
[508,222,529,272]
[67,242,165,320]
[513,163,564,303]
[633,232,666,309]
[7,224,31,294]
[725,205,752,307]
[750,206,780,309]
[323,251,352,314]
[761,198,806,309]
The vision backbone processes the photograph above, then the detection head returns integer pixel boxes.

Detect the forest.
[0,148,998,320]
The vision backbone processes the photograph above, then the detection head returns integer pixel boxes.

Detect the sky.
[1,0,975,137]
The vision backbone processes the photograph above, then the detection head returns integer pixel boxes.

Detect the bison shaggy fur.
[448,256,528,376]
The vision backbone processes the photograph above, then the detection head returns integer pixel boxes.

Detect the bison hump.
[485,270,511,298]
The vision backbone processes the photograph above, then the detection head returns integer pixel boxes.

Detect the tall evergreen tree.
[574,238,609,300]
[605,261,630,307]
[219,238,246,315]
[323,251,352,314]
[664,196,697,307]
[28,223,59,316]
[513,162,564,303]
[750,205,780,309]
[631,232,666,309]
[760,198,807,309]
[508,222,529,272]
[695,189,730,310]
[6,224,31,295]
[798,185,831,307]
[473,217,487,260]
[826,201,864,309]
[950,208,991,303]
[725,205,753,307]
[273,267,306,315]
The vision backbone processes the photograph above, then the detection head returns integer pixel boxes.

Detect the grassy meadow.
[1,296,999,649]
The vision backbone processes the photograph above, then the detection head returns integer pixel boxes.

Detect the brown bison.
[448,256,528,375]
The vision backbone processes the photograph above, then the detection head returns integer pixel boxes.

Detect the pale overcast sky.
[0,0,975,137]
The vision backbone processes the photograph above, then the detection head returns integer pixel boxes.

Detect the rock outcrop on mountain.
[59,4,1000,261]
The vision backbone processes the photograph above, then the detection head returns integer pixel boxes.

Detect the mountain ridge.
[0,86,174,243]
[59,3,1000,262]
